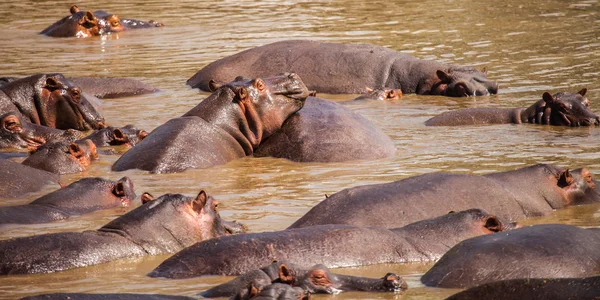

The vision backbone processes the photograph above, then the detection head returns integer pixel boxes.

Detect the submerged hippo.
[289,164,600,229]
[253,96,396,162]
[0,190,237,275]
[234,283,309,300]
[352,87,402,101]
[201,261,406,298]
[446,276,600,300]
[187,40,498,96]
[112,74,310,173]
[80,125,147,149]
[0,159,60,198]
[40,6,100,38]
[425,89,599,126]
[421,224,600,289]
[0,113,82,150]
[23,294,193,300]
[0,177,135,225]
[149,209,513,278]
[0,74,105,130]
[22,140,98,174]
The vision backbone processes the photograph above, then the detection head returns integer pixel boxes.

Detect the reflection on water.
[1,0,600,299]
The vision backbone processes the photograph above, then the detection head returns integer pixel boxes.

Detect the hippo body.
[421,224,600,288]
[446,276,600,300]
[22,140,98,174]
[23,294,193,300]
[426,89,599,126]
[0,190,234,275]
[112,74,310,174]
[253,97,396,162]
[187,40,498,96]
[0,177,135,225]
[40,8,99,38]
[289,164,600,229]
[149,209,509,278]
[68,78,159,99]
[0,159,59,198]
[0,113,82,150]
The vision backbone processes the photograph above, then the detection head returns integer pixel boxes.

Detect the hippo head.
[92,10,127,33]
[40,5,100,38]
[556,168,600,205]
[542,89,599,126]
[0,113,82,150]
[354,87,402,101]
[22,139,98,174]
[432,67,499,97]
[98,190,230,254]
[82,125,147,148]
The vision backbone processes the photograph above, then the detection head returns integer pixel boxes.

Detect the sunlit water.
[1,0,600,299]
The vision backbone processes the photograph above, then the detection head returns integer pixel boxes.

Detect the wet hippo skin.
[187,40,498,96]
[148,209,512,278]
[352,87,402,101]
[22,294,193,300]
[68,78,159,99]
[421,224,600,289]
[0,113,82,150]
[0,190,235,275]
[0,177,135,225]
[112,74,310,173]
[22,140,98,175]
[426,89,600,126]
[289,164,600,229]
[80,125,147,148]
[253,96,396,162]
[232,283,309,300]
[0,159,60,198]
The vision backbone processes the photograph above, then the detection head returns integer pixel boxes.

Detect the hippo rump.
[112,74,310,173]
[0,74,105,130]
[0,159,60,198]
[22,294,193,300]
[352,87,402,101]
[187,40,499,96]
[0,190,240,275]
[425,88,599,126]
[421,224,600,289]
[289,164,600,229]
[201,261,406,298]
[445,276,600,300]
[148,209,513,278]
[22,140,98,174]
[0,113,82,150]
[0,177,135,225]
[253,96,396,162]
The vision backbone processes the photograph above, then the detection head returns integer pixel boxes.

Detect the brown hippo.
[201,261,407,298]
[425,88,599,126]
[112,74,310,173]
[92,8,164,32]
[187,40,498,96]
[445,276,600,300]
[0,159,60,198]
[253,96,396,162]
[0,190,238,275]
[352,87,402,101]
[22,140,98,175]
[80,125,147,149]
[23,294,193,300]
[0,177,135,225]
[40,6,100,38]
[0,113,83,150]
[148,209,513,278]
[0,74,105,131]
[233,283,309,300]
[421,224,600,289]
[289,164,600,229]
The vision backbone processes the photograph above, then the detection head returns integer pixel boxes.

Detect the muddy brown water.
[1,0,600,299]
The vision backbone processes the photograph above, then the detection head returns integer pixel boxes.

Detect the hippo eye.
[70,88,81,103]
[255,79,266,91]
[112,20,120,27]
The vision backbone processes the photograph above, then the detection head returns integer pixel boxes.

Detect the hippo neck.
[518,99,547,124]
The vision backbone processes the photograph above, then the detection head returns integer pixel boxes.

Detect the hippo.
[352,87,402,101]
[425,88,599,126]
[0,159,60,198]
[0,74,105,130]
[148,209,513,278]
[289,164,600,229]
[68,77,160,99]
[187,40,498,96]
[40,6,100,38]
[421,224,600,288]
[112,74,310,173]
[233,283,309,300]
[89,6,164,32]
[22,294,193,300]
[0,177,135,225]
[80,125,147,149]
[445,276,600,300]
[22,140,98,174]
[253,96,396,162]
[0,113,82,150]
[0,189,238,275]
[201,261,406,298]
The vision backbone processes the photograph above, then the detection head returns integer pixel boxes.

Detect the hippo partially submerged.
[187,40,498,96]
[0,190,238,275]
[352,87,402,101]
[22,140,98,174]
[0,113,82,150]
[0,159,60,198]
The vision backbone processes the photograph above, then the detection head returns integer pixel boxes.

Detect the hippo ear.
[112,128,128,143]
[278,263,295,284]
[480,66,488,75]
[308,90,317,97]
[113,182,126,197]
[542,92,555,104]
[245,282,260,299]
[236,87,249,101]
[557,169,574,188]
[141,192,155,204]
[2,114,23,133]
[578,88,587,97]
[483,216,502,232]
[436,70,451,82]
[137,130,148,141]
[68,143,84,159]
[208,80,222,92]
[70,5,80,14]
[192,190,208,212]
[44,77,60,91]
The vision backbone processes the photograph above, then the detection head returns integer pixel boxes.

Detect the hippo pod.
[202,261,407,298]
[421,224,600,289]
[0,113,82,150]
[148,209,514,278]
[0,177,135,225]
[425,88,600,126]
[22,140,98,175]
[112,73,310,173]
[289,164,600,229]
[187,40,498,97]
[0,159,60,198]
[0,190,241,275]
[0,74,105,131]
